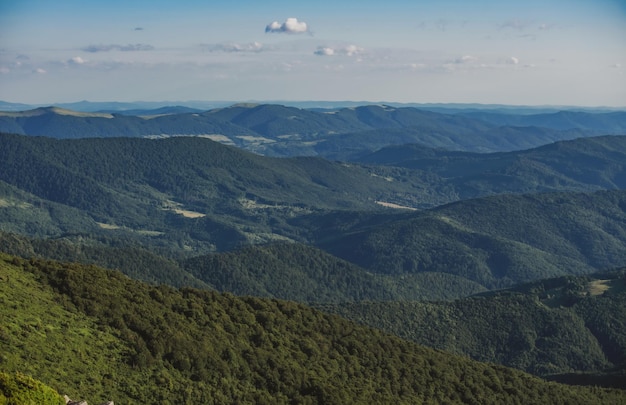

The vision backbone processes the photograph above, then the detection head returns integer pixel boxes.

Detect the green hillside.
[311,190,626,290]
[2,253,625,404]
[358,135,626,193]
[321,270,626,383]
[2,133,626,300]
[182,243,487,302]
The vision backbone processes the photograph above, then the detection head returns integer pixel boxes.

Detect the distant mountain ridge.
[2,99,624,113]
[1,103,625,157]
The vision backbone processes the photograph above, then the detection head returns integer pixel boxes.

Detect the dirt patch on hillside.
[587,280,611,296]
[375,201,417,211]
[170,208,206,218]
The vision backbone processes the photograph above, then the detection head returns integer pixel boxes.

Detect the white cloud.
[68,56,87,65]
[265,17,309,34]
[314,47,335,56]
[203,42,264,53]
[453,55,477,64]
[33,68,46,74]
[506,56,519,65]
[82,44,155,53]
[314,45,364,57]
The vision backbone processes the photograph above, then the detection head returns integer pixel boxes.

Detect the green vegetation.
[2,134,626,298]
[0,372,65,405]
[359,135,626,192]
[182,243,486,302]
[314,190,626,290]
[321,270,626,384]
[2,253,625,404]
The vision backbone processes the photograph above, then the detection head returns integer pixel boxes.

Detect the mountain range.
[1,104,625,159]
[2,133,626,299]
[2,102,626,402]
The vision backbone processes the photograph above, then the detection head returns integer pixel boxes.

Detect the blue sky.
[1,0,625,106]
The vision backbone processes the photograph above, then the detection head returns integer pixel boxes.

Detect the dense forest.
[2,254,625,404]
[321,270,626,383]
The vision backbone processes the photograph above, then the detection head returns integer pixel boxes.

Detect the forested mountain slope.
[1,134,626,300]
[2,253,624,404]
[304,190,626,290]
[181,243,487,302]
[321,270,626,384]
[358,135,626,194]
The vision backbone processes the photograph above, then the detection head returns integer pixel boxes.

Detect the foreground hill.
[321,270,626,385]
[2,104,622,157]
[2,253,624,404]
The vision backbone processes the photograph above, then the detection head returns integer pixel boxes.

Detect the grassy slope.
[0,371,65,405]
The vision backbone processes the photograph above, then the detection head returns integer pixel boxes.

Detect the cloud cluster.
[203,42,264,53]
[265,18,308,34]
[314,45,364,57]
[82,43,155,53]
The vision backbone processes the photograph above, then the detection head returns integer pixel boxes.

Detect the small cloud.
[134,27,144,31]
[611,63,622,68]
[314,44,364,57]
[506,56,519,65]
[68,56,87,65]
[454,55,477,64]
[314,47,335,56]
[203,42,264,53]
[265,17,309,34]
[82,43,154,53]
[33,68,46,74]
[409,63,426,70]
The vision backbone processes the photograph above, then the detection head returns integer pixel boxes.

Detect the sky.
[1,0,625,106]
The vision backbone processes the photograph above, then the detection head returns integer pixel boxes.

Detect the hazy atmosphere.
[1,0,625,106]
